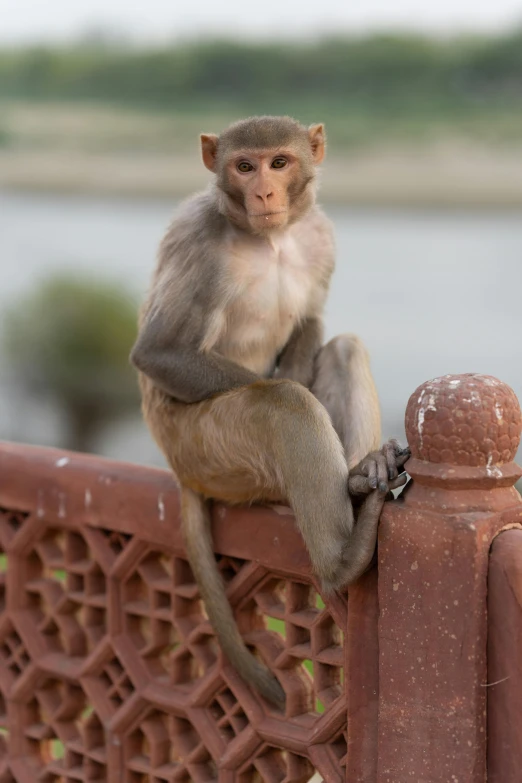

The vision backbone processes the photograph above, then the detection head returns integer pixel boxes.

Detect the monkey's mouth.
[248,210,287,218]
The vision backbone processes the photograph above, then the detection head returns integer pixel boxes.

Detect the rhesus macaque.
[131,116,409,708]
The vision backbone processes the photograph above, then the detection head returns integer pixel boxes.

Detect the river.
[1,191,521,466]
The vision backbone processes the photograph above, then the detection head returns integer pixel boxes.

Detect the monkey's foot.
[348,439,410,496]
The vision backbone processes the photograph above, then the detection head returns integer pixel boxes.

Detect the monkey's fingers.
[388,473,408,491]
[382,440,399,480]
[382,439,410,477]
[375,453,389,493]
[351,453,396,495]
[349,471,409,500]
[348,474,372,496]
[394,444,411,468]
[366,459,378,489]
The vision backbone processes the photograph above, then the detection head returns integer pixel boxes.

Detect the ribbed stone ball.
[405,374,521,467]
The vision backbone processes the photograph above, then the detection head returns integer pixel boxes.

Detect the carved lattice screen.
[0,443,378,783]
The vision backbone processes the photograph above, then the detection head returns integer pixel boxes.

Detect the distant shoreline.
[2,146,522,208]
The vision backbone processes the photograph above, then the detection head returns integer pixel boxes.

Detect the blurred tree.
[3,274,139,453]
[1,31,522,107]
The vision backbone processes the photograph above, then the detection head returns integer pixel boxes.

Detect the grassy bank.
[1,100,522,206]
[4,146,522,207]
[2,98,522,153]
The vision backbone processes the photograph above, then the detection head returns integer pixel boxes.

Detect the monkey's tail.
[180,487,286,709]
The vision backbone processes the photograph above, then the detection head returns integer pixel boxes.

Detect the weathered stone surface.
[378,373,522,783]
[405,373,521,466]
[488,530,522,783]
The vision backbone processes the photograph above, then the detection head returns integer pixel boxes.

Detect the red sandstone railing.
[0,372,520,783]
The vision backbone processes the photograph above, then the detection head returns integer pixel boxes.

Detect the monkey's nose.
[256,191,273,205]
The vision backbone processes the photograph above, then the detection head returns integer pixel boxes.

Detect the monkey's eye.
[237,161,253,173]
[271,157,287,169]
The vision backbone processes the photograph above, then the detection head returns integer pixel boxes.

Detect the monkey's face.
[201,119,326,235]
[224,149,303,234]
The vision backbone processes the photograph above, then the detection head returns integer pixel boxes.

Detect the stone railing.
[0,372,520,782]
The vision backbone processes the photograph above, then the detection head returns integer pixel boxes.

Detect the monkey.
[130,116,409,709]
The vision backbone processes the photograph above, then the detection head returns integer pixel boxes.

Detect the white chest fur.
[203,228,314,375]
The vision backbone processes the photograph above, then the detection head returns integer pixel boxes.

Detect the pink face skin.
[224,149,299,232]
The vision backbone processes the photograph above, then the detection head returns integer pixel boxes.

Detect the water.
[1,190,521,466]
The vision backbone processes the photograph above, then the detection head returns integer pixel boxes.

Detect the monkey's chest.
[218,255,312,375]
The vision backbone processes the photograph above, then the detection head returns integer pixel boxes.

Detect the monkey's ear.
[201,134,219,172]
[308,124,326,164]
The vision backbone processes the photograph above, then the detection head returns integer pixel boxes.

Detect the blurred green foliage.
[4,275,139,452]
[1,32,522,157]
[0,32,521,111]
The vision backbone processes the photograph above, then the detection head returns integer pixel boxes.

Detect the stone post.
[487,528,522,782]
[377,374,522,782]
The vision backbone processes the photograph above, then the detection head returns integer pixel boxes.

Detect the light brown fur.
[132,116,408,708]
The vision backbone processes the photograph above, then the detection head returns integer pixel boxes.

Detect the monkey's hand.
[348,440,410,497]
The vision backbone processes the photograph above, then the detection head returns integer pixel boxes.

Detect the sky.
[2,0,522,44]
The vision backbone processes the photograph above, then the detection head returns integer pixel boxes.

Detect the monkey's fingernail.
[379,481,388,492]
[369,478,378,489]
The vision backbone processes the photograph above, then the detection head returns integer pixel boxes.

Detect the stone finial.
[405,374,521,468]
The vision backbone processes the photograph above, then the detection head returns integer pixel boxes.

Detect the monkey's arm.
[275,318,324,388]
[131,316,259,404]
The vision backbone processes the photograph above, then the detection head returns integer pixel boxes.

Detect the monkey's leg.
[146,379,374,707]
[311,333,381,469]
[309,334,412,585]
[150,380,371,591]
